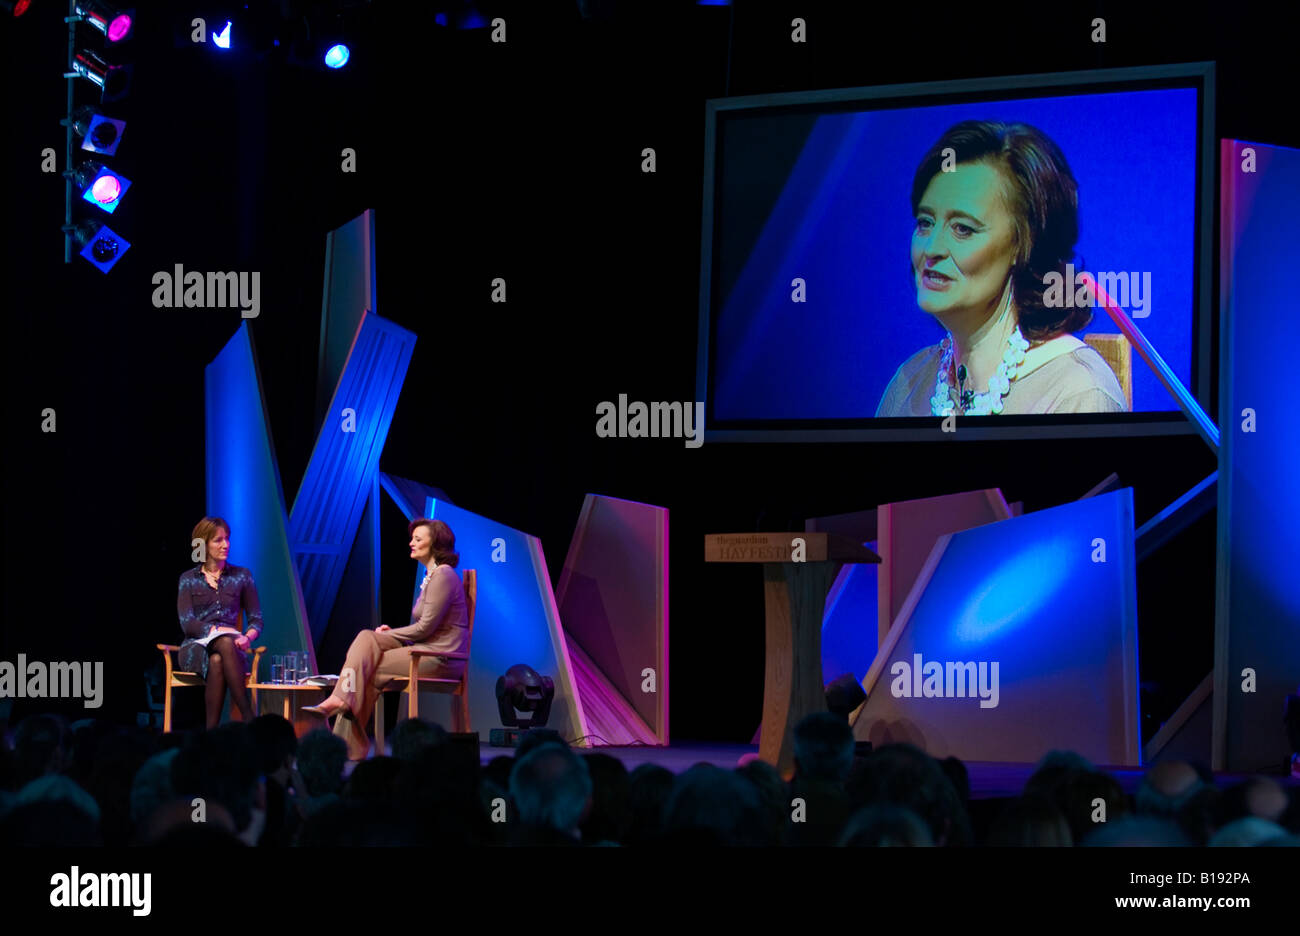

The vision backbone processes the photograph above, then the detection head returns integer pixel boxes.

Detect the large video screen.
[698,65,1214,440]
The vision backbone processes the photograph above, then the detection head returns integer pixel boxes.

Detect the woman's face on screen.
[911,160,1017,325]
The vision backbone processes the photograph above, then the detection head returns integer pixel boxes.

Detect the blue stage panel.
[852,489,1140,765]
[1217,139,1300,772]
[289,311,416,644]
[205,323,313,665]
[821,552,879,685]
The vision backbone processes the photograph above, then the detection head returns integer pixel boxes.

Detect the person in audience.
[986,793,1072,846]
[736,759,787,846]
[129,748,178,834]
[0,799,102,846]
[304,519,468,761]
[624,763,675,847]
[1135,760,1205,819]
[1214,776,1289,827]
[508,743,592,845]
[1083,815,1189,846]
[1024,762,1128,845]
[170,722,265,846]
[839,803,934,846]
[293,729,348,818]
[10,714,70,789]
[250,714,300,846]
[177,517,262,729]
[847,743,972,846]
[661,763,769,846]
[786,712,855,845]
[1209,816,1290,846]
[579,753,631,846]
[389,718,447,763]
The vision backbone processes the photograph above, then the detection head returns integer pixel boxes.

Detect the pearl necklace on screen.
[930,324,1030,416]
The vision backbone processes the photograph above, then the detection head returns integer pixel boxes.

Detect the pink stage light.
[106,13,131,41]
[90,174,121,203]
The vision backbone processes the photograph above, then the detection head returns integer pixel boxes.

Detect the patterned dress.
[176,564,263,678]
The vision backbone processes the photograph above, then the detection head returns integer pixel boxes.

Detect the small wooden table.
[705,532,881,779]
[250,682,337,737]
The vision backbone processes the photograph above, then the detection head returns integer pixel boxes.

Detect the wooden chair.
[155,642,266,733]
[374,568,476,753]
[1083,332,1133,410]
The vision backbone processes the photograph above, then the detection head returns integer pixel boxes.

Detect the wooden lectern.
[705,532,880,778]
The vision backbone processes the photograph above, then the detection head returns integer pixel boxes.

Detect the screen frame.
[696,62,1217,443]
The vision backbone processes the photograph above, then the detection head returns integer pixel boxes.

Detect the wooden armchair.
[374,569,476,753]
[155,642,266,733]
[1083,332,1133,410]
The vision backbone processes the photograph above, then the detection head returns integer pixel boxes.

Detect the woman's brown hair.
[408,518,459,568]
[192,516,230,549]
[910,120,1090,341]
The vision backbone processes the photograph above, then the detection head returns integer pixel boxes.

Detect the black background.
[5,0,1296,745]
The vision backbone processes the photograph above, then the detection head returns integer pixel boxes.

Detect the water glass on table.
[271,655,284,684]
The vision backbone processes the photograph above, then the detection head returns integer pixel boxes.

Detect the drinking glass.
[272,655,284,684]
[297,651,311,680]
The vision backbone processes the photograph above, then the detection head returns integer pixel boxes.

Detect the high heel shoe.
[302,702,343,719]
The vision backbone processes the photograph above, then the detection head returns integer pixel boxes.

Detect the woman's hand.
[235,634,252,652]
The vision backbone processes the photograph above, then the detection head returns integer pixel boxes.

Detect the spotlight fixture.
[64,218,130,273]
[74,1,133,43]
[494,664,555,734]
[67,104,126,156]
[323,42,349,68]
[2,0,33,17]
[71,48,132,101]
[70,160,131,213]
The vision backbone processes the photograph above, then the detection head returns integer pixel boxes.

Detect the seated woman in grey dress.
[304,518,469,760]
[876,120,1127,417]
[177,516,262,729]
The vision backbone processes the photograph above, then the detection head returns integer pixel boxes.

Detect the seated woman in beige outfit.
[304,518,468,760]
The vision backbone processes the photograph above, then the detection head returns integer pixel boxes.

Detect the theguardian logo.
[50,867,151,916]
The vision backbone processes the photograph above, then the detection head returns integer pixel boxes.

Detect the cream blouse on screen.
[875,334,1128,417]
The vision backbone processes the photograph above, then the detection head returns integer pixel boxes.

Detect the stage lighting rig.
[2,0,33,17]
[62,1,137,267]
